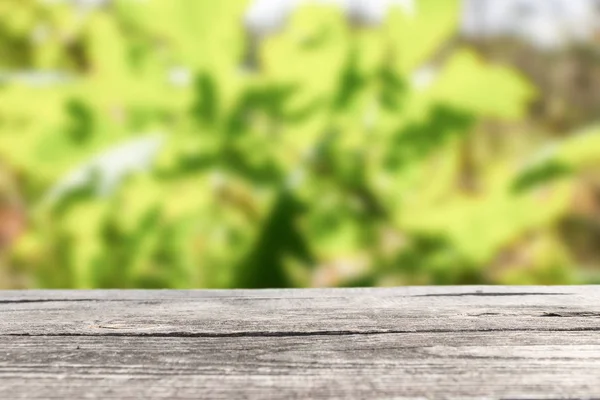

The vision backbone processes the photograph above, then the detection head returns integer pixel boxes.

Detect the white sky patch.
[245,0,299,38]
[391,0,417,17]
[245,0,417,37]
[343,0,416,25]
[461,0,600,50]
[410,65,438,91]
[168,66,192,88]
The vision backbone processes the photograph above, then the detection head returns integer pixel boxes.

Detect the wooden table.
[2,286,600,399]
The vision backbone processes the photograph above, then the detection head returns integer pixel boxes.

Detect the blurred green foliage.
[1,0,598,289]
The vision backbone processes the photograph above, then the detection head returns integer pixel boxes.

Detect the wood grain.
[2,286,600,399]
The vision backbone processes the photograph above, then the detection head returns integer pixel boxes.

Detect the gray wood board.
[2,286,600,399]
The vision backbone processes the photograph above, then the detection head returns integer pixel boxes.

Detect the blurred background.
[1,0,600,289]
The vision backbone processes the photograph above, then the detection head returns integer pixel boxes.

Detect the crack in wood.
[0,299,129,304]
[542,311,600,318]
[6,326,600,339]
[502,398,600,400]
[414,292,571,297]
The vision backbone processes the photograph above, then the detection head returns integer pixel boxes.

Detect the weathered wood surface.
[2,286,600,399]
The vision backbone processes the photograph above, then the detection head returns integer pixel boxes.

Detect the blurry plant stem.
[243,34,262,72]
[457,131,480,194]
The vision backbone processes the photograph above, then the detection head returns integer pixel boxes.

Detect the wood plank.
[2,333,600,399]
[2,286,600,336]
[2,287,600,399]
